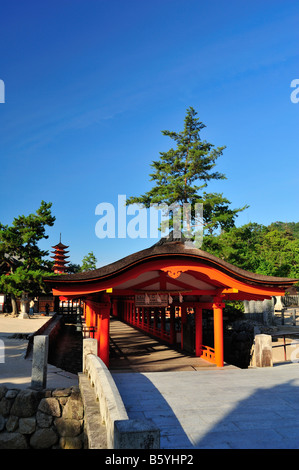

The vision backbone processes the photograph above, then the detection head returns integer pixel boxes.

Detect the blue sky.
[0,0,298,268]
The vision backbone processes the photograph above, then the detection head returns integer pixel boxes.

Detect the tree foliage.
[0,201,56,305]
[80,251,97,272]
[203,222,299,279]
[127,107,248,236]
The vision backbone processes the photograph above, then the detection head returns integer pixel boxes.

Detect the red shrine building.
[44,236,298,369]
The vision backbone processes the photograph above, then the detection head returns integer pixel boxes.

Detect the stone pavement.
[0,314,78,390]
[2,313,299,449]
[112,364,299,449]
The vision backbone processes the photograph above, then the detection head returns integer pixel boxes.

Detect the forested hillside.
[202,222,299,279]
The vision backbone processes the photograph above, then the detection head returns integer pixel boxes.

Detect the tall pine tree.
[127,107,248,241]
[0,201,55,314]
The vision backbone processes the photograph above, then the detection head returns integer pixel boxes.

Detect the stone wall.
[243,299,275,325]
[0,385,85,449]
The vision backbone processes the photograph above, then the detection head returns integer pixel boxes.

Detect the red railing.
[122,302,174,344]
[120,301,217,364]
[200,345,216,364]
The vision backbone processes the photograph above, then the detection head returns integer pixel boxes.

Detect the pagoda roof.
[52,242,69,250]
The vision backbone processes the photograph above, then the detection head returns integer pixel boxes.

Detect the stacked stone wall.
[0,385,85,449]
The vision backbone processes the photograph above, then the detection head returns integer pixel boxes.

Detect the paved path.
[108,318,299,449]
[2,314,299,449]
[0,314,78,389]
[112,363,299,449]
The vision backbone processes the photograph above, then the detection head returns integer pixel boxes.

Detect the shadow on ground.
[112,372,194,449]
[192,379,299,449]
[113,372,299,449]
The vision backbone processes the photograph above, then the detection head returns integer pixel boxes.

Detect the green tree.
[203,222,299,279]
[0,201,56,314]
[127,107,248,239]
[81,251,97,272]
[257,229,299,278]
[268,221,299,240]
[67,263,81,274]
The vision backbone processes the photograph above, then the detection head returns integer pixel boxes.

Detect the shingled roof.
[44,234,298,290]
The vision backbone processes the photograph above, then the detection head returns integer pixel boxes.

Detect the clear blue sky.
[0,0,298,268]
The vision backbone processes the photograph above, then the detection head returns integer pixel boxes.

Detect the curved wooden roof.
[44,236,298,298]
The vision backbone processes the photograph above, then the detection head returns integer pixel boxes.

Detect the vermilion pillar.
[161,309,165,337]
[85,303,92,327]
[112,299,118,318]
[195,306,203,357]
[169,306,175,344]
[99,307,110,367]
[213,300,225,367]
[181,306,187,350]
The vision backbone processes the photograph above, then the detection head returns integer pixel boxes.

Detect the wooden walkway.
[109,317,218,372]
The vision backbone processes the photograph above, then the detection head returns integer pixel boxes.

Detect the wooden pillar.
[99,308,110,367]
[112,299,118,318]
[213,300,225,367]
[89,296,111,368]
[153,308,158,333]
[141,307,145,328]
[131,302,134,324]
[161,308,165,337]
[96,310,102,342]
[170,305,175,344]
[181,306,187,350]
[195,306,203,357]
[147,308,150,328]
[90,304,96,330]
[85,304,91,327]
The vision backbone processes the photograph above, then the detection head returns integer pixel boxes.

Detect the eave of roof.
[43,238,298,290]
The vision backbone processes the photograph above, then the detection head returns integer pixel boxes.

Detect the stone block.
[0,397,13,417]
[36,410,53,428]
[29,427,58,449]
[38,397,61,417]
[6,415,19,432]
[0,432,28,449]
[5,389,19,399]
[254,334,273,367]
[10,390,41,417]
[62,392,84,420]
[0,386,8,399]
[114,419,160,449]
[31,335,49,390]
[19,417,36,434]
[0,415,5,432]
[60,436,83,449]
[54,417,83,437]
